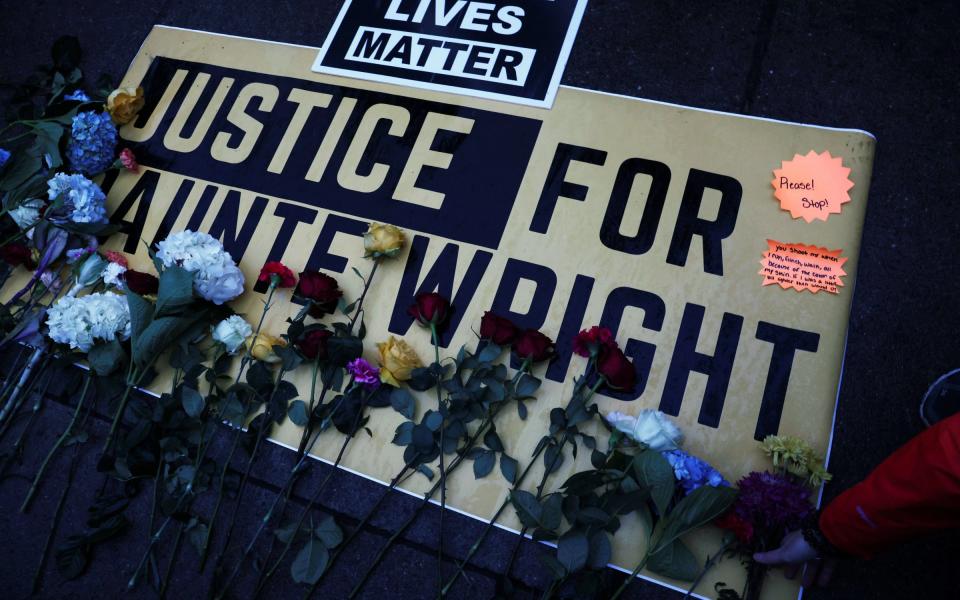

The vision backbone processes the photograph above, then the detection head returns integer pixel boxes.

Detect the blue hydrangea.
[65,90,91,102]
[662,449,729,494]
[47,173,108,224]
[0,147,10,169]
[66,111,117,175]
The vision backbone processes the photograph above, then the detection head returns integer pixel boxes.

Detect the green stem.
[20,373,92,511]
[197,414,246,570]
[430,322,446,597]
[609,553,651,600]
[31,440,79,595]
[159,521,186,600]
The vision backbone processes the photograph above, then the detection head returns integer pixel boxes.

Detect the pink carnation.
[119,148,139,172]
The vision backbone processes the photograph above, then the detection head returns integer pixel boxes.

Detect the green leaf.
[632,450,676,516]
[389,387,415,419]
[515,373,541,397]
[499,454,518,484]
[477,343,501,363]
[424,411,443,432]
[473,449,495,479]
[155,266,195,317]
[510,490,542,529]
[87,339,125,376]
[288,400,308,426]
[484,429,504,452]
[274,520,299,544]
[392,421,414,446]
[556,530,589,574]
[126,291,154,342]
[654,485,737,553]
[326,335,362,367]
[587,531,612,570]
[646,538,700,581]
[133,315,201,371]
[540,494,563,531]
[290,537,329,584]
[181,386,205,418]
[314,516,342,548]
[33,121,65,169]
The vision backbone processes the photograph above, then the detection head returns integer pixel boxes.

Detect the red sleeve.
[819,412,960,559]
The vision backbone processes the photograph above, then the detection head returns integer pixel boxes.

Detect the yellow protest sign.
[98,26,873,598]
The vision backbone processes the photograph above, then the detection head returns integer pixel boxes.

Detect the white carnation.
[212,315,252,354]
[46,292,131,352]
[155,230,246,305]
[102,261,127,289]
[9,198,43,229]
[606,410,683,451]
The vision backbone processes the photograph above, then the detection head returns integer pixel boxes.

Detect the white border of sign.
[311,0,590,109]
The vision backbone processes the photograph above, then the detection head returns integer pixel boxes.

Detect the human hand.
[753,530,837,587]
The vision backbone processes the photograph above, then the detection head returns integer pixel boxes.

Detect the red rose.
[513,329,554,363]
[407,292,450,327]
[479,311,518,345]
[259,261,296,288]
[123,269,159,295]
[295,271,342,317]
[572,326,615,358]
[715,511,754,545]
[0,242,35,269]
[597,344,636,390]
[295,329,331,360]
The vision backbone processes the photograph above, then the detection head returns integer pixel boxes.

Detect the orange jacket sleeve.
[819,413,960,559]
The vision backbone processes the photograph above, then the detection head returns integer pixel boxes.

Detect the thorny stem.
[430,321,446,597]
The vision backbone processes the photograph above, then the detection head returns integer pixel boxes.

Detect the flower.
[212,315,253,354]
[118,148,139,172]
[513,329,554,363]
[296,329,332,360]
[258,261,296,288]
[155,230,246,305]
[65,90,91,102]
[105,87,145,125]
[40,270,61,293]
[47,173,108,223]
[75,252,108,287]
[733,471,813,533]
[377,336,423,387]
[66,111,117,175]
[761,435,832,487]
[66,246,96,263]
[662,449,729,494]
[363,222,405,258]
[0,147,10,168]
[46,292,131,352]
[295,271,342,317]
[0,242,36,268]
[479,312,518,345]
[348,358,381,390]
[408,292,450,328]
[597,344,636,390]
[573,326,615,358]
[715,511,754,545]
[104,250,128,267]
[101,261,127,289]
[124,269,159,295]
[247,332,285,364]
[606,410,683,451]
[8,198,43,230]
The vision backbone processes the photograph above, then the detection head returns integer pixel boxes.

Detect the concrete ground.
[1,1,959,599]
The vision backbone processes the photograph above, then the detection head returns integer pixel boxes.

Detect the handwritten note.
[759,240,847,294]
[772,150,854,222]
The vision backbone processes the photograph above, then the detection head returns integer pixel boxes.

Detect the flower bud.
[363,222,405,258]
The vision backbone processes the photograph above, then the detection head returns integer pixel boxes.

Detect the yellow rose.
[377,336,423,386]
[105,87,145,125]
[364,222,405,259]
[246,332,285,364]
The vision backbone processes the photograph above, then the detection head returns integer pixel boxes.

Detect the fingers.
[802,561,819,588]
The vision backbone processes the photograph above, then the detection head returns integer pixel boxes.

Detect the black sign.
[313,0,588,108]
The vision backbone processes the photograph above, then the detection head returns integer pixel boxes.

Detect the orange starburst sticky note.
[759,240,848,294]
[772,150,854,222]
